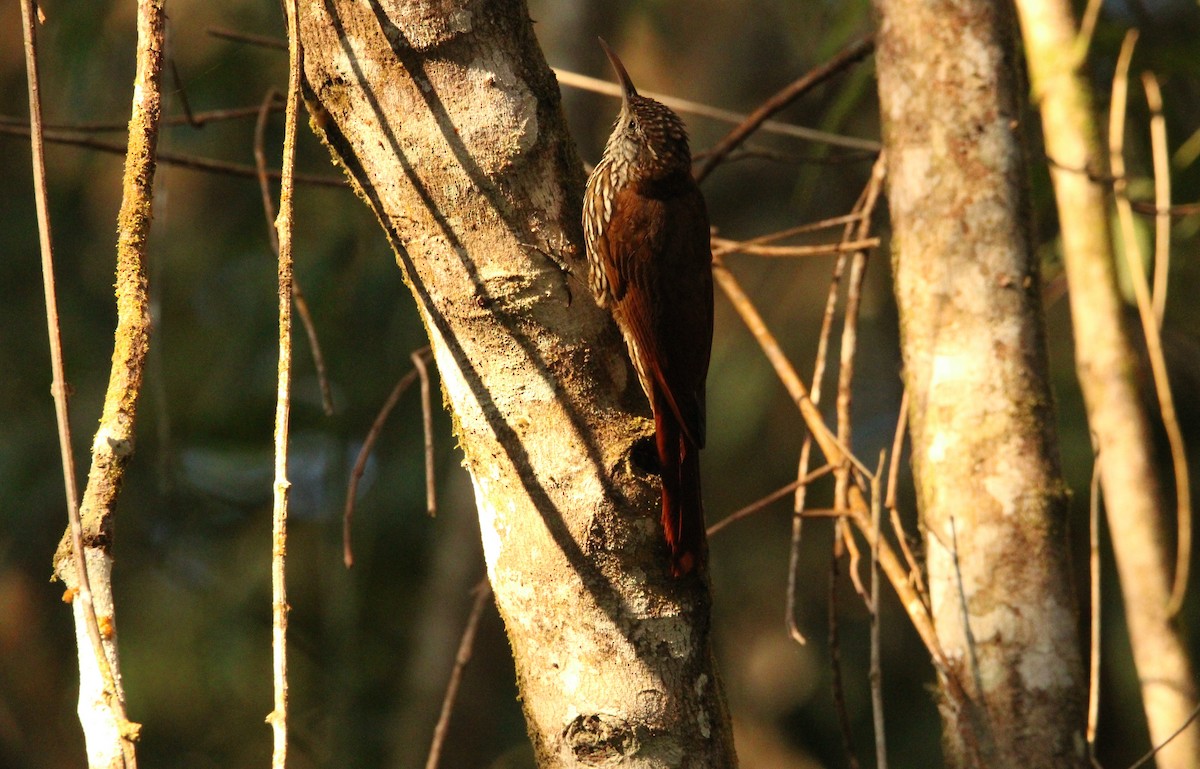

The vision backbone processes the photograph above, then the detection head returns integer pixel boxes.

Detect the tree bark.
[297,2,736,766]
[1012,1,1200,765]
[873,1,1088,766]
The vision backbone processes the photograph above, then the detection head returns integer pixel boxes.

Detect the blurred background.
[2,1,1199,767]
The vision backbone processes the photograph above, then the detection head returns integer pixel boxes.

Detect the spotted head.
[597,38,692,185]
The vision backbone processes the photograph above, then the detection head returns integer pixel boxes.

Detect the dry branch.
[425,580,492,769]
[1142,72,1172,323]
[1107,35,1192,618]
[37,0,166,765]
[254,89,336,418]
[694,36,875,182]
[0,122,345,186]
[267,2,302,767]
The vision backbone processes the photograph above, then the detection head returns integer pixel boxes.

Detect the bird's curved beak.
[598,37,637,111]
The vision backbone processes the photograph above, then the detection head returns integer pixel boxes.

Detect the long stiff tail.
[655,405,706,576]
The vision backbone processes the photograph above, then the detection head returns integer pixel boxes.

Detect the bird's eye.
[627,119,636,130]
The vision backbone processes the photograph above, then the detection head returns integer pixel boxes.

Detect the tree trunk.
[1012,1,1200,766]
[296,2,736,766]
[873,1,1088,766]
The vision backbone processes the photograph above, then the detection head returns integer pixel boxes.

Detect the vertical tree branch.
[268,1,302,767]
[1012,0,1200,764]
[1108,32,1192,619]
[25,0,139,764]
[1087,444,1103,757]
[874,0,1087,765]
[412,349,438,517]
[41,0,165,765]
[869,453,888,769]
[1142,72,1172,325]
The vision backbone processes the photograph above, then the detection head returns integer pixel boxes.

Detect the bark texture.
[49,0,164,765]
[1012,0,1200,765]
[297,2,735,766]
[874,1,1088,766]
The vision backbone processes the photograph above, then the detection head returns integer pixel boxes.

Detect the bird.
[582,39,714,577]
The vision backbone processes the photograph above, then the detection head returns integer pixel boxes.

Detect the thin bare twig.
[1087,440,1103,756]
[712,256,869,478]
[869,452,888,769]
[787,184,876,645]
[884,389,908,513]
[1075,0,1105,59]
[24,1,140,763]
[830,158,886,618]
[755,212,869,242]
[711,236,880,258]
[412,349,437,517]
[693,145,877,167]
[828,534,862,769]
[269,2,302,765]
[203,24,883,158]
[787,436,816,646]
[833,155,885,554]
[343,349,431,568]
[715,251,957,679]
[707,465,835,536]
[425,579,492,769]
[1128,703,1200,769]
[1142,72,1171,326]
[1109,32,1192,617]
[695,36,876,182]
[167,55,200,129]
[841,520,868,602]
[254,89,336,417]
[0,123,346,186]
[885,389,926,599]
[343,377,412,563]
[1130,200,1200,218]
[553,68,880,154]
[0,102,282,132]
[796,508,856,519]
[207,25,288,51]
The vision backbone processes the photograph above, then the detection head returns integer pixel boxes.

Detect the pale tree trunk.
[1013,0,1200,765]
[297,2,736,766]
[873,1,1088,767]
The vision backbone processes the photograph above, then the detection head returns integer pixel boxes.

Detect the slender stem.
[0,123,346,186]
[884,389,925,600]
[869,453,888,769]
[343,364,424,568]
[695,36,875,182]
[425,580,492,769]
[715,255,951,674]
[1108,32,1192,617]
[828,535,861,769]
[707,465,834,536]
[553,68,880,154]
[21,0,118,745]
[1142,71,1171,326]
[1087,442,1102,756]
[712,237,880,258]
[269,1,302,766]
[254,89,336,417]
[412,350,437,517]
